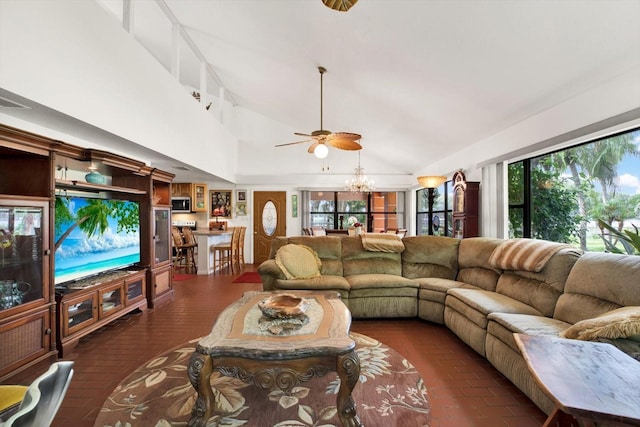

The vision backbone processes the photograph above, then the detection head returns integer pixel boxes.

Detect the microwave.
[171,197,192,213]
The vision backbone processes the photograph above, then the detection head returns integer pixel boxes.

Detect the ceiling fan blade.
[307,141,320,154]
[275,139,312,147]
[328,132,361,141]
[326,138,362,151]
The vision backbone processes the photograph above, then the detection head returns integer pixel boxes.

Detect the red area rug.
[232,271,262,283]
[93,333,430,426]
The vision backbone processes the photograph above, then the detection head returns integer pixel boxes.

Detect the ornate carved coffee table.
[187,291,362,427]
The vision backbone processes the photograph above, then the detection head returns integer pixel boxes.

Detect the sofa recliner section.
[257,234,640,416]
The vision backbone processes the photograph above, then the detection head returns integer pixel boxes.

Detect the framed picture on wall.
[237,189,247,202]
[236,202,247,216]
[210,190,232,218]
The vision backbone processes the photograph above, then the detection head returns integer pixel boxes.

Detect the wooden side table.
[188,291,362,427]
[514,333,640,427]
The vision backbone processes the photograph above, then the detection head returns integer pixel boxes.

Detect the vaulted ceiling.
[6,1,640,185]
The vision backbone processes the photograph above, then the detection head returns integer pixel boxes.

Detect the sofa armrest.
[257,259,286,291]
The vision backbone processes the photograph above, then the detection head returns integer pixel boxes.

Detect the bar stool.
[230,226,244,273]
[172,226,197,273]
[237,226,246,269]
[171,226,186,269]
[211,227,237,274]
[181,227,198,273]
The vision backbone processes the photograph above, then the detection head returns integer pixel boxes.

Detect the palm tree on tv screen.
[54,198,139,251]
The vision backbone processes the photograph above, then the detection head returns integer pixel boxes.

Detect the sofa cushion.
[342,236,402,276]
[274,275,350,292]
[417,278,478,304]
[347,274,418,294]
[402,236,459,279]
[446,288,543,329]
[495,247,582,317]
[456,238,503,291]
[555,252,640,324]
[275,244,321,279]
[288,236,344,276]
[560,306,640,341]
[487,312,571,353]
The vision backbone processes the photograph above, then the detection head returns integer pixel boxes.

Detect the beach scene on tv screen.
[54,196,141,284]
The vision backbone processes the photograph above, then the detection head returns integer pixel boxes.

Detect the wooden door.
[253,191,287,265]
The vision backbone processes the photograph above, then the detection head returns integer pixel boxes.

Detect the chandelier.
[345,151,374,193]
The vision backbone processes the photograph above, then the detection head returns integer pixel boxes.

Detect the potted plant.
[597,219,640,255]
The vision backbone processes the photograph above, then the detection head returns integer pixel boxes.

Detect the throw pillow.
[275,244,321,280]
[560,306,640,341]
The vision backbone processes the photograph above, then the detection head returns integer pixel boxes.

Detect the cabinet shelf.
[56,269,146,356]
[56,179,147,195]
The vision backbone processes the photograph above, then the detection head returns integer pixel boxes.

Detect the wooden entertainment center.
[0,124,175,380]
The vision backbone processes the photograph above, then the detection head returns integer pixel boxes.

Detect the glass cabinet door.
[0,201,47,313]
[153,208,170,265]
[99,284,123,318]
[192,183,207,212]
[64,293,97,335]
[125,276,145,304]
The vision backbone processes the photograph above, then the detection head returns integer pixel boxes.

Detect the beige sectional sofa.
[257,234,640,415]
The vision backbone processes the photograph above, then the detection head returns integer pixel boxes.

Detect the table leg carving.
[336,349,362,427]
[187,352,214,427]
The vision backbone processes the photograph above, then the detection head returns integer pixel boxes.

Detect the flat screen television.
[54,195,141,285]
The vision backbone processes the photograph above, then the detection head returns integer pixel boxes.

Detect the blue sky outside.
[616,131,640,195]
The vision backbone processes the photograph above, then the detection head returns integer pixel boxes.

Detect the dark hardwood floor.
[10,265,546,426]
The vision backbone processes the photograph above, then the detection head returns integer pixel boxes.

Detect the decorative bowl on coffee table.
[258,293,309,319]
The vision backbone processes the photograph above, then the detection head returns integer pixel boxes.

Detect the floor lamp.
[417,175,448,235]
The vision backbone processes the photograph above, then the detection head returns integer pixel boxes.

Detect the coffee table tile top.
[197,291,354,358]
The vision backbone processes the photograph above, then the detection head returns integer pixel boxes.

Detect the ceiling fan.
[275,66,362,159]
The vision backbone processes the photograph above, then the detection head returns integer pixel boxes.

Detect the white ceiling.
[7,0,640,184]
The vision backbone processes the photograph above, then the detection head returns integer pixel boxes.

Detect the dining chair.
[311,227,326,236]
[0,361,74,427]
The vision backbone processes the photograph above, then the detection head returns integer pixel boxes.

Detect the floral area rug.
[94,332,430,426]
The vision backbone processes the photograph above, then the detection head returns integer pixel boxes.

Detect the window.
[416,181,453,236]
[508,127,640,252]
[307,191,404,232]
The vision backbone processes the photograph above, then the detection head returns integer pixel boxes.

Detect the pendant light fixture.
[345,151,374,193]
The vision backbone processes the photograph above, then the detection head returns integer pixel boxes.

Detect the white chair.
[311,227,326,236]
[0,361,74,427]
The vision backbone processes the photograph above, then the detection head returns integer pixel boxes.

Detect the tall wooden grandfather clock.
[452,171,479,238]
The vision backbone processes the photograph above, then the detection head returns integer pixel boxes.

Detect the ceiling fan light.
[314,144,329,159]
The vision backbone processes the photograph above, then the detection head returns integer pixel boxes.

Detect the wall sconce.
[417,175,448,235]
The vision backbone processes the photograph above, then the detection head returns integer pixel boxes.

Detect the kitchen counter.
[194,229,233,274]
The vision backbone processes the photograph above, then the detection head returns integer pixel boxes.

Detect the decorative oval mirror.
[262,201,277,236]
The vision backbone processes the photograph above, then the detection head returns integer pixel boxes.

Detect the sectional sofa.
[257,234,640,415]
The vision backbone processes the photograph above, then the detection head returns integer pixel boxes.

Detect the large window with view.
[508,127,640,254]
[416,181,453,236]
[306,191,404,233]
